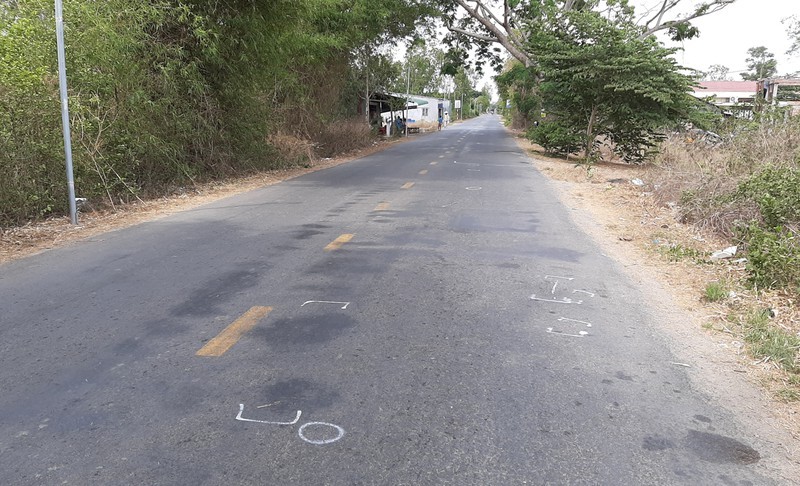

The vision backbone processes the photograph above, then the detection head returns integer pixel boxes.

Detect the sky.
[640,0,800,77]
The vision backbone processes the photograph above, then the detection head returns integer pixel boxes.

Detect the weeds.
[652,117,800,291]
[703,281,728,302]
[659,243,707,263]
[739,224,800,289]
[742,309,800,374]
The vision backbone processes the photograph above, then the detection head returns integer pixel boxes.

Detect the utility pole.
[364,50,370,124]
[405,63,410,137]
[55,0,78,225]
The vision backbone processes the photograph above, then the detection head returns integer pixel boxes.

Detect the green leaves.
[0,0,433,224]
[523,5,695,163]
[740,46,778,81]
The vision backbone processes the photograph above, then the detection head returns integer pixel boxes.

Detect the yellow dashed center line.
[374,202,390,211]
[401,182,415,189]
[324,233,354,251]
[196,306,272,357]
[418,169,428,175]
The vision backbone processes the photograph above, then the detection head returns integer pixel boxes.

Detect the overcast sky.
[643,0,799,77]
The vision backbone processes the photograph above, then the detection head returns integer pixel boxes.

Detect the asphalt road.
[0,115,782,485]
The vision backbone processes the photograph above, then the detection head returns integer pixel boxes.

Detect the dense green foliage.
[523,4,696,163]
[0,0,430,224]
[735,168,800,289]
[495,62,540,129]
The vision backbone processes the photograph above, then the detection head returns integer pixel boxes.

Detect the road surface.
[0,116,783,484]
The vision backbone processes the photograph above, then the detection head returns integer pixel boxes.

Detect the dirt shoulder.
[512,134,799,474]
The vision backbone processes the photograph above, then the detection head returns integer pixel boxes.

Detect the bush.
[528,121,582,156]
[740,224,800,290]
[736,167,800,228]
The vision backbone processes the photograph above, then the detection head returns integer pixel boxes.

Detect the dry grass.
[649,119,800,237]
[315,118,375,158]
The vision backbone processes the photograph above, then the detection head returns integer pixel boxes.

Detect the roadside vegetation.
[1,0,496,226]
[648,115,800,399]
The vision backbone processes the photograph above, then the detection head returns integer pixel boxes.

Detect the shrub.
[736,167,800,228]
[703,281,728,302]
[739,224,800,290]
[528,121,582,156]
[744,309,800,374]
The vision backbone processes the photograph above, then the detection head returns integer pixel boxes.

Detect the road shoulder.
[512,134,800,478]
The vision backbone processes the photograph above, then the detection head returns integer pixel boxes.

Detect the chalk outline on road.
[236,404,346,445]
[236,404,301,425]
[530,294,583,305]
[298,422,346,445]
[301,300,350,310]
[547,317,592,338]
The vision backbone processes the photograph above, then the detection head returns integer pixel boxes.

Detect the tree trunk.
[585,105,598,163]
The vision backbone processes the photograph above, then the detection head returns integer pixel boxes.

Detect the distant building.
[757,78,800,115]
[690,81,758,118]
[380,94,451,133]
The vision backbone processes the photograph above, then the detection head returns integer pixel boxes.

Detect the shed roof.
[693,81,757,94]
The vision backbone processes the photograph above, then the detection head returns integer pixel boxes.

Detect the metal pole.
[405,63,410,137]
[55,0,78,225]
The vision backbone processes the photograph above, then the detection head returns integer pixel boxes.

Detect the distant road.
[0,115,778,484]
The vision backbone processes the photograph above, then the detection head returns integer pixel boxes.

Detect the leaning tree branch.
[640,0,736,38]
[452,0,532,66]
[450,26,497,43]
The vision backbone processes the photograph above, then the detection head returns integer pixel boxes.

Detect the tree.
[441,0,737,68]
[527,5,696,163]
[785,16,800,56]
[495,60,541,128]
[0,0,436,224]
[705,64,730,81]
[740,46,778,80]
[394,43,448,96]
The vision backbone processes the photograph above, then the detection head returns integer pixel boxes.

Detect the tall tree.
[705,64,730,81]
[441,0,737,68]
[527,4,696,163]
[785,16,800,56]
[740,46,778,80]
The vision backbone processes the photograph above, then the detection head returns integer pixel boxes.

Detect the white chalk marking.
[545,275,574,281]
[551,281,558,295]
[465,187,482,191]
[558,317,592,327]
[573,290,595,297]
[546,328,589,338]
[298,421,346,445]
[301,300,350,310]
[236,404,301,425]
[530,294,583,305]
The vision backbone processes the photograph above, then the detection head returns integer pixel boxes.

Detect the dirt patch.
[514,134,800,477]
[0,137,410,265]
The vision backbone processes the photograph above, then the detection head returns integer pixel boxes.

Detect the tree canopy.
[0,0,435,224]
[740,46,778,81]
[440,0,737,68]
[526,4,696,163]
